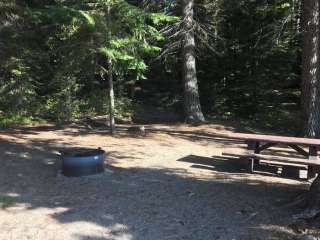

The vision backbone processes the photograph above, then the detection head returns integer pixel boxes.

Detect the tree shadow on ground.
[8,121,250,147]
[178,155,310,181]
[0,130,309,240]
[59,124,247,146]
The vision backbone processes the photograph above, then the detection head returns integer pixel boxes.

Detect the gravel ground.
[0,123,313,240]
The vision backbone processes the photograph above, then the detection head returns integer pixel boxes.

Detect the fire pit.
[60,148,105,177]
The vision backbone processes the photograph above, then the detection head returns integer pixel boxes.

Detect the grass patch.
[0,112,46,128]
[0,195,16,209]
[0,113,33,128]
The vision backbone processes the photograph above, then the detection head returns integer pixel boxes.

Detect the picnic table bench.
[222,133,320,178]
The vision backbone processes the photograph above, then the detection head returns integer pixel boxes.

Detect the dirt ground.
[0,122,316,240]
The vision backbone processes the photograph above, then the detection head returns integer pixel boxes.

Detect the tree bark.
[107,58,116,135]
[301,0,320,138]
[181,0,205,124]
[106,3,116,135]
[297,0,320,220]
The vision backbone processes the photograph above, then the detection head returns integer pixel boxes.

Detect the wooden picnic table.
[223,133,320,177]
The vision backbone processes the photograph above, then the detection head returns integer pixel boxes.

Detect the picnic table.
[223,133,320,178]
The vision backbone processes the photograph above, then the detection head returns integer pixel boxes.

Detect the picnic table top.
[226,133,320,146]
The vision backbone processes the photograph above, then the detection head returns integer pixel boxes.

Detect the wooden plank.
[255,142,278,153]
[259,160,307,168]
[288,144,309,157]
[225,133,320,146]
[222,152,320,166]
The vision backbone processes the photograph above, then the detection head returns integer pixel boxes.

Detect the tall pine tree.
[301,0,320,138]
[182,0,205,123]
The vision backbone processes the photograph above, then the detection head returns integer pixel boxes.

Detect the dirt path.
[0,123,312,240]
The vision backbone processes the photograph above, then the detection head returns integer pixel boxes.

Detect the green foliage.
[0,0,172,125]
[149,13,179,25]
[88,0,167,81]
[81,91,134,122]
[196,0,301,132]
[0,0,305,133]
[0,112,35,128]
[0,195,16,209]
[114,97,135,122]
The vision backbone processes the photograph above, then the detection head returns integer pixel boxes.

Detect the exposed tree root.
[288,176,320,222]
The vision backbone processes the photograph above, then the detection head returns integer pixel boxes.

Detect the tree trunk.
[297,0,320,220]
[107,58,116,135]
[106,3,116,135]
[181,0,205,124]
[301,0,320,138]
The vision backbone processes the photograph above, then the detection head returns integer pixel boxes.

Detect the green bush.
[0,112,35,128]
[114,97,134,123]
[0,195,16,209]
[44,96,81,124]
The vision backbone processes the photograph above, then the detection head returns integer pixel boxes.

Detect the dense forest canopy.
[0,0,318,136]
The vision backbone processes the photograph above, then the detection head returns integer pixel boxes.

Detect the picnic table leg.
[247,141,260,173]
[308,146,319,179]
[253,142,261,166]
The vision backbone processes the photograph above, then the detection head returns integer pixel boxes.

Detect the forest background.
[0,0,314,136]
